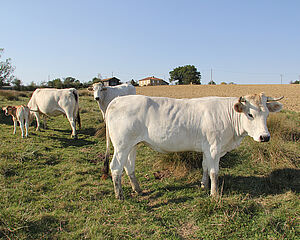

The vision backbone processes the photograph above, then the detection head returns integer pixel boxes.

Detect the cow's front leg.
[201,155,209,189]
[204,148,220,197]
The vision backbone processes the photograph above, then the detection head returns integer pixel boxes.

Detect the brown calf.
[2,105,31,138]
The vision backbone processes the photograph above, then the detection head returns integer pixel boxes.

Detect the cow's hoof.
[116,194,124,200]
[201,182,208,189]
[71,135,78,139]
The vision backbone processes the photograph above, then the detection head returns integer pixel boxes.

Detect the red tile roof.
[139,76,164,82]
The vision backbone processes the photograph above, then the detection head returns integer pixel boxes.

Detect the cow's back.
[28,88,77,116]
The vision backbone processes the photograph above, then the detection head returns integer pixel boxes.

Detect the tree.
[48,78,63,88]
[12,78,22,90]
[290,80,299,84]
[92,77,102,84]
[130,79,138,86]
[208,80,216,85]
[169,65,201,85]
[0,48,15,87]
[63,76,81,88]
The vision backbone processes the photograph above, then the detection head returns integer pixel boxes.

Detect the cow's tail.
[72,89,81,129]
[101,121,110,180]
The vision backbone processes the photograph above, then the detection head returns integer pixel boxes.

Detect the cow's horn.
[266,96,284,102]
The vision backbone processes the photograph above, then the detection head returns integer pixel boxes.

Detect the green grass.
[0,94,299,239]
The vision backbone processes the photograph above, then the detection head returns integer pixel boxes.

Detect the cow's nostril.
[95,97,99,101]
[260,135,270,142]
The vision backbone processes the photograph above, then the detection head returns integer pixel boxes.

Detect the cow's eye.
[248,113,254,119]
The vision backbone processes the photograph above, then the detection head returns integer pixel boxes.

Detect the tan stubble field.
[137,84,300,112]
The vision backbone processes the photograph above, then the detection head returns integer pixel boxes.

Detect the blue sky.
[1,0,300,85]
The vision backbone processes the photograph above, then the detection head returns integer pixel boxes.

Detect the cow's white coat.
[105,93,283,199]
[88,82,136,120]
[27,88,80,137]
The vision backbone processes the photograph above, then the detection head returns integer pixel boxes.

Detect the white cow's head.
[234,93,283,142]
[88,82,107,102]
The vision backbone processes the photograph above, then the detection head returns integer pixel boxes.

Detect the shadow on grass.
[52,127,97,137]
[0,215,67,240]
[0,110,13,125]
[48,135,96,148]
[221,168,300,196]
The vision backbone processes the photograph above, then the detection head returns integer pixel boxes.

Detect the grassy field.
[0,86,299,239]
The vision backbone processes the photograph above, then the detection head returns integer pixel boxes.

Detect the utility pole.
[211,68,213,82]
[280,74,283,84]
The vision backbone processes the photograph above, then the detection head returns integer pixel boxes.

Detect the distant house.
[139,76,169,86]
[100,77,121,86]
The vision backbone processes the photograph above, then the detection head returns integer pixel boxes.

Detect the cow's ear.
[234,102,245,113]
[87,86,93,91]
[267,102,283,112]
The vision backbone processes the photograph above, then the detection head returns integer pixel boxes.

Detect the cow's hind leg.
[13,119,17,135]
[66,113,77,138]
[110,148,130,200]
[34,112,41,131]
[24,117,29,137]
[19,119,25,138]
[124,145,141,195]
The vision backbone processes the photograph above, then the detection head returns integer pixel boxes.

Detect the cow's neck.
[230,103,247,138]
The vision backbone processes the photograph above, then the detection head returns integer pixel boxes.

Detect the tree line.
[2,47,298,89]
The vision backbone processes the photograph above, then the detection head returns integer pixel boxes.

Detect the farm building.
[100,77,121,86]
[139,76,169,86]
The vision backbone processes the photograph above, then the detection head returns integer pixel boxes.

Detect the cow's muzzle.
[95,97,100,101]
[259,135,270,142]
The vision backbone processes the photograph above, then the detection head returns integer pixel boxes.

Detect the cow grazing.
[104,93,283,199]
[2,105,31,138]
[88,82,136,120]
[27,88,81,138]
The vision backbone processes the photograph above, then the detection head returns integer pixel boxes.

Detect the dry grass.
[136,84,300,112]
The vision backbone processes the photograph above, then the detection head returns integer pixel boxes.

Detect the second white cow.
[105,93,283,199]
[88,82,136,121]
[27,88,81,138]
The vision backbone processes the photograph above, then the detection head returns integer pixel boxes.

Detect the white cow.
[27,88,81,138]
[2,105,31,138]
[104,93,283,199]
[88,82,136,120]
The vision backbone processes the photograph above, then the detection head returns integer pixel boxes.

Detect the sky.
[1,0,300,85]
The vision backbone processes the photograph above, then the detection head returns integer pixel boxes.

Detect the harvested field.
[137,84,300,112]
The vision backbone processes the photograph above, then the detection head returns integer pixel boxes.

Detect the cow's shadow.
[48,135,96,147]
[144,168,299,200]
[0,110,13,125]
[220,168,300,196]
[52,127,96,137]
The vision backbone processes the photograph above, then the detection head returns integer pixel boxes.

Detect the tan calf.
[2,105,31,138]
